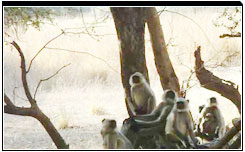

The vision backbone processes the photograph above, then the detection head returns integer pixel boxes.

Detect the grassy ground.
[3,7,241,149]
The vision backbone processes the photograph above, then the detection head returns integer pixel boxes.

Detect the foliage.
[213,7,241,34]
[4,7,54,31]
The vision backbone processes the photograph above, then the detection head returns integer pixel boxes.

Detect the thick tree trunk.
[111,7,149,117]
[145,7,180,95]
[194,46,241,113]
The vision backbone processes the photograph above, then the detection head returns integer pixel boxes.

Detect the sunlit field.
[4,7,241,149]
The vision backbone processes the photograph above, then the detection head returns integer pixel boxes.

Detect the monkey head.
[129,72,145,86]
[176,97,189,112]
[204,113,214,121]
[209,97,217,107]
[162,89,177,104]
[101,119,117,135]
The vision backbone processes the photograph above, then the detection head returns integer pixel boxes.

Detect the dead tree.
[145,7,180,95]
[194,46,241,114]
[111,7,149,117]
[4,41,69,149]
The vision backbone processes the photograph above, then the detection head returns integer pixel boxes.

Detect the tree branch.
[34,63,71,99]
[26,31,64,73]
[209,119,241,149]
[11,41,36,106]
[45,47,119,73]
[194,46,241,113]
[145,7,181,95]
[4,94,32,116]
[219,32,241,38]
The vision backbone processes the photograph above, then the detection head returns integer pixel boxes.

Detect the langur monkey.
[122,90,177,148]
[165,98,198,148]
[198,97,225,139]
[133,89,177,122]
[101,119,133,149]
[129,72,156,115]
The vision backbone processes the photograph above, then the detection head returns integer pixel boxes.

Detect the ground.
[3,7,241,149]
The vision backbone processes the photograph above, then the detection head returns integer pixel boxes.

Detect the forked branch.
[194,46,241,113]
[34,63,71,99]
[11,41,36,106]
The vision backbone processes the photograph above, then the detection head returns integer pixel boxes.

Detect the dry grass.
[3,7,241,149]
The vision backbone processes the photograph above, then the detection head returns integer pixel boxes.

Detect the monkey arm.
[134,105,173,128]
[214,109,225,137]
[127,98,137,116]
[133,102,164,121]
[186,116,198,147]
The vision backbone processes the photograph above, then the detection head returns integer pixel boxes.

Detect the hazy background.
[4,7,241,149]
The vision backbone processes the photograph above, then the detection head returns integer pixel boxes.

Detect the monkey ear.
[186,99,190,103]
[102,118,106,123]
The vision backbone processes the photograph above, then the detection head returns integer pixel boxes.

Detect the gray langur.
[101,119,133,149]
[165,98,198,148]
[122,89,177,148]
[198,97,225,140]
[129,72,156,115]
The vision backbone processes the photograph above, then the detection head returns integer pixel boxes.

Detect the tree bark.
[32,105,69,149]
[194,46,241,113]
[111,7,149,117]
[145,7,180,95]
[228,133,241,149]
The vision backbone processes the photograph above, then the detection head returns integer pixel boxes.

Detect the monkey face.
[176,102,185,110]
[101,119,117,134]
[132,75,141,84]
[209,97,217,106]
[163,89,176,104]
[129,72,145,86]
[176,98,188,112]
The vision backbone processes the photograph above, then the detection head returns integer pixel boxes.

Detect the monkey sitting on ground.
[197,97,225,141]
[122,90,177,148]
[165,98,198,149]
[101,119,133,149]
[128,72,156,115]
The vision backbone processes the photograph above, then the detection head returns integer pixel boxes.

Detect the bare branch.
[80,9,99,41]
[11,41,36,106]
[45,47,119,73]
[26,31,64,73]
[219,32,241,38]
[194,46,241,113]
[4,94,32,116]
[34,63,71,99]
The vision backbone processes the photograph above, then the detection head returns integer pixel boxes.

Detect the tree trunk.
[111,7,149,117]
[145,7,180,95]
[194,46,241,114]
[32,105,69,149]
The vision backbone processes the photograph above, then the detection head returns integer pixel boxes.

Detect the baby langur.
[165,98,198,148]
[199,97,225,139]
[101,119,133,149]
[129,72,156,115]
